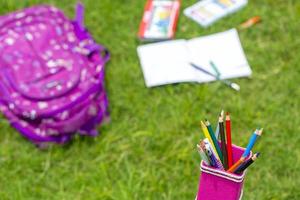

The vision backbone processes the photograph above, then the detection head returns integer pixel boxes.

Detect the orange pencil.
[239,16,261,30]
[226,112,233,168]
[227,157,245,173]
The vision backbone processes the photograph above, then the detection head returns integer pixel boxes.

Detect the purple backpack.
[0,3,110,146]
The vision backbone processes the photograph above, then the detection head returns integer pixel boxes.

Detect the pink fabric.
[196,144,252,200]
[0,4,110,145]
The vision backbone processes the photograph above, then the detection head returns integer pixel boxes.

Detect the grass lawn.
[0,0,299,199]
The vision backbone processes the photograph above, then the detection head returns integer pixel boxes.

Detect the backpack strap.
[73,2,110,63]
[75,2,85,31]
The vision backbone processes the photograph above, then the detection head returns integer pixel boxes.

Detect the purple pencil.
[203,139,224,170]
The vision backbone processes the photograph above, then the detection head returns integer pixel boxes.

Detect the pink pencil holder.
[196,144,252,200]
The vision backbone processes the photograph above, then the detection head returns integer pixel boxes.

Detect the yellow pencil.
[200,121,220,160]
[227,157,246,173]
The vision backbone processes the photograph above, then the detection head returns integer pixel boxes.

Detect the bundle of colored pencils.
[196,110,263,174]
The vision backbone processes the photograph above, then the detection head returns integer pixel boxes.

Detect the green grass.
[0,0,300,199]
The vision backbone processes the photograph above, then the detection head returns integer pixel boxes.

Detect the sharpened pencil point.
[200,121,207,129]
[218,115,223,122]
[231,83,240,91]
[254,152,260,158]
[258,128,263,136]
[204,119,210,126]
[225,112,230,120]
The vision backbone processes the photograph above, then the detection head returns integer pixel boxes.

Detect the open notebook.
[137,29,251,87]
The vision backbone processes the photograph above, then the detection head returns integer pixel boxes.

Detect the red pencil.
[226,112,233,168]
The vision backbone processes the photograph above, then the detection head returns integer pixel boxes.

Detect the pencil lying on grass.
[190,62,240,91]
[238,16,261,30]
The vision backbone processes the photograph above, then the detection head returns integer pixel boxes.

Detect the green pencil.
[205,119,223,163]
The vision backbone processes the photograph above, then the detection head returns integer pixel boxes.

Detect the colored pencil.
[190,62,240,91]
[242,128,263,157]
[205,119,223,163]
[225,112,233,168]
[239,16,261,30]
[200,121,220,160]
[219,115,228,170]
[203,139,224,170]
[234,152,260,174]
[215,123,220,139]
[199,142,213,165]
[209,60,221,77]
[197,144,211,166]
[200,140,216,167]
[227,157,246,173]
[220,110,224,117]
[215,110,223,139]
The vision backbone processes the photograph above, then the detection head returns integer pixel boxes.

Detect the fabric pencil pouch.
[196,144,252,200]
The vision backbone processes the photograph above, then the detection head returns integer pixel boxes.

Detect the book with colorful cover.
[184,0,248,27]
[138,0,180,41]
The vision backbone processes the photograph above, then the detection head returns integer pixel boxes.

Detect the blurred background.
[0,0,299,199]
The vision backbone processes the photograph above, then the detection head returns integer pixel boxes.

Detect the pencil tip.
[205,119,210,125]
[200,121,205,126]
[253,152,260,160]
[231,83,240,91]
[218,115,223,122]
[225,112,230,120]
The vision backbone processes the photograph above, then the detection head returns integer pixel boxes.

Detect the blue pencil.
[242,128,263,157]
[190,63,240,91]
